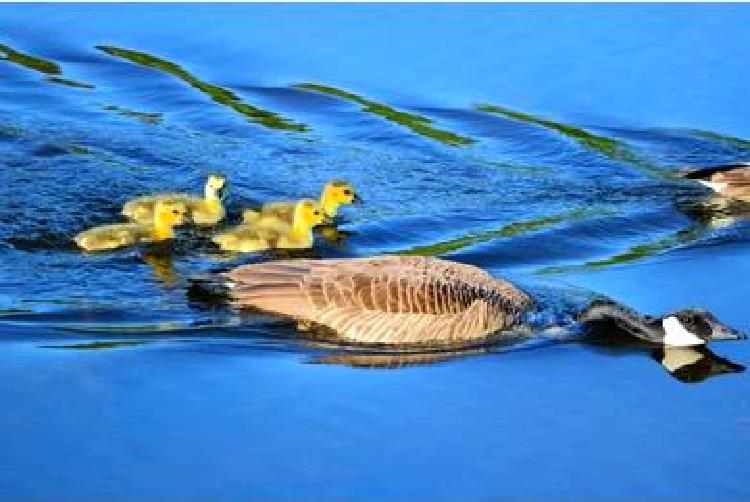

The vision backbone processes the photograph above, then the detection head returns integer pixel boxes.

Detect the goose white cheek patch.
[662,316,706,347]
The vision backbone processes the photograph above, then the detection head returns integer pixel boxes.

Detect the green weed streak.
[0,42,94,89]
[538,225,705,275]
[477,103,664,177]
[297,83,474,147]
[48,76,95,89]
[40,340,148,350]
[97,45,306,132]
[102,104,162,125]
[0,42,61,74]
[396,207,604,256]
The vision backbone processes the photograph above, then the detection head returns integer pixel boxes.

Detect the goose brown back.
[222,256,532,345]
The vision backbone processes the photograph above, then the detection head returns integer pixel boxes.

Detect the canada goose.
[242,180,361,225]
[122,173,227,226]
[192,256,743,347]
[75,200,188,252]
[212,199,328,252]
[679,162,750,202]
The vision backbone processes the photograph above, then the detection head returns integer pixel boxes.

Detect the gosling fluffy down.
[75,200,188,251]
[242,180,360,225]
[123,173,227,226]
[213,199,328,252]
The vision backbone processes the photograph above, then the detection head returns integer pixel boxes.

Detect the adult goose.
[192,256,742,347]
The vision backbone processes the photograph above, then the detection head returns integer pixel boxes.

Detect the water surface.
[1,4,750,500]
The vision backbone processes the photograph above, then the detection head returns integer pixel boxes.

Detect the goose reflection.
[308,348,487,368]
[652,346,745,384]
[580,313,744,384]
[681,193,750,230]
[316,224,354,246]
[142,246,180,287]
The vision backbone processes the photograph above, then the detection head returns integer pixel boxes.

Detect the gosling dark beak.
[321,215,335,225]
[352,193,363,204]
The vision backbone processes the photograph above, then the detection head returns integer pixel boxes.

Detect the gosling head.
[205,173,228,200]
[321,180,362,216]
[294,199,330,229]
[154,200,189,227]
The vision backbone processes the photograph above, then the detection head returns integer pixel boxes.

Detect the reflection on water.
[653,346,745,384]
[142,248,180,287]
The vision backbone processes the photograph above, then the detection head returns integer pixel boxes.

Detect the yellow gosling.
[214,200,328,252]
[122,173,227,226]
[242,180,360,225]
[75,201,188,252]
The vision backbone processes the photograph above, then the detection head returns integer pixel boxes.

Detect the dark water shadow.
[296,83,474,147]
[96,45,306,132]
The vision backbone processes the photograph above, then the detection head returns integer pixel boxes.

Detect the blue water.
[1,4,750,499]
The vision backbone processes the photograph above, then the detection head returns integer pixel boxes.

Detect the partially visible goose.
[679,162,750,202]
[193,256,743,347]
[123,173,228,226]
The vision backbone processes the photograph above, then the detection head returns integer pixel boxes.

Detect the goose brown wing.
[225,256,531,344]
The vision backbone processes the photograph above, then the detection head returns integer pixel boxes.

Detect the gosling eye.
[172,210,181,215]
[343,189,352,196]
[313,210,321,216]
